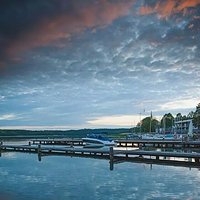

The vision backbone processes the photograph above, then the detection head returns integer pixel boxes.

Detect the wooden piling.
[38,153,41,162]
[150,164,152,170]
[109,147,114,171]
[0,141,2,157]
[37,144,41,154]
[37,144,41,162]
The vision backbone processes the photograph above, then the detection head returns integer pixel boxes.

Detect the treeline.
[132,103,200,133]
[0,128,130,139]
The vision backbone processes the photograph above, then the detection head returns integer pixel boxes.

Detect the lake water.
[0,151,200,200]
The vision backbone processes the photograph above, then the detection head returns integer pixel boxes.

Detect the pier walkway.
[116,139,200,148]
[1,142,200,170]
[31,138,200,149]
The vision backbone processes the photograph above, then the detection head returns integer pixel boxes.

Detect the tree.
[175,113,182,121]
[182,115,187,120]
[161,113,174,129]
[187,111,194,119]
[193,103,200,130]
[130,126,140,134]
[139,117,159,133]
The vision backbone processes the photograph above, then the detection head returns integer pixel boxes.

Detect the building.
[174,119,193,136]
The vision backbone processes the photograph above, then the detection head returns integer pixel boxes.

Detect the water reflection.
[1,152,200,200]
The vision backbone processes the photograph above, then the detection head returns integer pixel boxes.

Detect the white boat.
[141,134,155,140]
[141,134,175,140]
[82,134,116,147]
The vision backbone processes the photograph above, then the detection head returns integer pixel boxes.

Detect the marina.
[1,1,200,199]
[31,138,200,149]
[1,139,200,171]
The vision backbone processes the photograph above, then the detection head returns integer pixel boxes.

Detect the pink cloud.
[140,0,200,18]
[6,0,135,58]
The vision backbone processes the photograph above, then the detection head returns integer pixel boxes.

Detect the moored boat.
[82,134,116,147]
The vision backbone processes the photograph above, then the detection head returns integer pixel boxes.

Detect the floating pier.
[116,139,200,148]
[32,138,83,146]
[1,142,200,170]
[31,138,200,149]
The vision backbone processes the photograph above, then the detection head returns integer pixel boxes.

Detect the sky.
[0,0,200,130]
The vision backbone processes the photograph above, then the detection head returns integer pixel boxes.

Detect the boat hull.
[82,138,116,146]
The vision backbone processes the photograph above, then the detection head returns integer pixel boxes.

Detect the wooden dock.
[116,139,200,148]
[32,138,83,146]
[1,142,200,170]
[31,138,200,149]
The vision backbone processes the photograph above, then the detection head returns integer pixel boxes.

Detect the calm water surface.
[0,151,200,200]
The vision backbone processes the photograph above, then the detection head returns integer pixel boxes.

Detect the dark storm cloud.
[0,0,64,58]
[0,0,199,65]
[0,0,134,66]
[0,0,199,69]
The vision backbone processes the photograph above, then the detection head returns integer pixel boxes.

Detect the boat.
[164,134,175,140]
[82,134,116,147]
[141,134,175,140]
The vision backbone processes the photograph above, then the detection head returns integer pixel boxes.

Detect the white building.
[174,119,193,136]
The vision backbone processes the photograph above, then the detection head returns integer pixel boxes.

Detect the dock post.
[37,144,41,162]
[37,144,41,153]
[0,141,2,157]
[109,147,114,171]
[156,155,159,160]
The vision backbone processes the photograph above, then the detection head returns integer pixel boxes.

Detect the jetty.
[32,138,83,146]
[1,141,200,170]
[116,139,200,148]
[31,138,200,149]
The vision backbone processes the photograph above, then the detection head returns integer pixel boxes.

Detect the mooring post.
[37,144,41,153]
[156,155,159,160]
[0,141,2,157]
[37,144,41,162]
[109,147,114,171]
[0,141,2,149]
[38,153,41,162]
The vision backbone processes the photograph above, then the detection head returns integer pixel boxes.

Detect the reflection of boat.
[83,143,104,148]
[82,134,116,147]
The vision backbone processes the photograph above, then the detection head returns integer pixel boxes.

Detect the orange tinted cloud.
[6,0,135,58]
[140,0,200,18]
[177,0,200,11]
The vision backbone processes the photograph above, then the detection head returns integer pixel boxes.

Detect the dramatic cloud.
[1,0,134,62]
[0,0,200,129]
[140,0,200,18]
